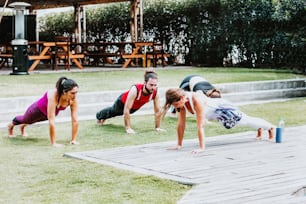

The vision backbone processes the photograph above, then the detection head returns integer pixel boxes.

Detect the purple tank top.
[37,92,67,116]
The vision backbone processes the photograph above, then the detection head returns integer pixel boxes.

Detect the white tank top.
[184,92,196,114]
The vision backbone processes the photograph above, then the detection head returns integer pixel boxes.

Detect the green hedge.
[39,0,305,70]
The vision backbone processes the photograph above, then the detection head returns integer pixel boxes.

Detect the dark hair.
[56,77,79,102]
[144,70,158,82]
[161,88,185,119]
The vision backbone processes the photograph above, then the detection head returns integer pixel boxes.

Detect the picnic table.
[1,40,171,71]
[0,43,13,69]
[122,41,170,68]
[28,41,84,71]
[71,42,132,66]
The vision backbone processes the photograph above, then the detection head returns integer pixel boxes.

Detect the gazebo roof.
[0,0,129,9]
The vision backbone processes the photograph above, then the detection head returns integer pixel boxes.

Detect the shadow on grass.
[4,136,47,146]
[95,123,125,133]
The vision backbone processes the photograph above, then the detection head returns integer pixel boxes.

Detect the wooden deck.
[65,125,306,204]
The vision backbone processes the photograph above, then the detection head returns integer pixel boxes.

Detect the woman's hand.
[155,127,166,132]
[167,145,182,150]
[126,128,136,134]
[191,148,204,154]
[52,143,65,148]
[70,140,80,145]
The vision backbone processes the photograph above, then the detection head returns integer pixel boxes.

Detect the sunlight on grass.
[0,67,302,97]
[0,67,305,203]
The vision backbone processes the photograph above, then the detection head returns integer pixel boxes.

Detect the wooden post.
[130,0,143,42]
[73,3,79,43]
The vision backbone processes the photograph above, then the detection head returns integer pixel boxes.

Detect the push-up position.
[162,88,274,153]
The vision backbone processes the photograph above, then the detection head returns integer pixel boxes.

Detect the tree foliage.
[39,0,305,70]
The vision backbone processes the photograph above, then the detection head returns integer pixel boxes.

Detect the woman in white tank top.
[161,88,275,153]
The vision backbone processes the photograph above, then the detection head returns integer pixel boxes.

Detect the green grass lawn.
[0,67,305,203]
[0,67,302,97]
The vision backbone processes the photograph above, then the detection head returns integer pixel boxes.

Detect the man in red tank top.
[96,70,164,134]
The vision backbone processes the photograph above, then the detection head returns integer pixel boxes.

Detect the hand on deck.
[155,127,166,132]
[70,140,80,145]
[52,143,65,148]
[167,145,182,151]
[191,148,204,154]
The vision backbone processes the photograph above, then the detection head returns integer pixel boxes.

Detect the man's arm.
[123,86,137,133]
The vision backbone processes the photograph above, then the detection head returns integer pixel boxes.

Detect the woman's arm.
[192,92,206,153]
[176,107,186,149]
[70,99,79,143]
[47,91,58,146]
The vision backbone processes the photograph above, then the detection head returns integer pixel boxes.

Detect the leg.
[8,122,15,137]
[10,102,47,137]
[96,97,124,123]
[237,113,275,140]
[268,128,274,141]
[256,128,262,140]
[20,124,28,137]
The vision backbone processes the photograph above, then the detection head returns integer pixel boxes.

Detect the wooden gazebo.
[0,0,143,42]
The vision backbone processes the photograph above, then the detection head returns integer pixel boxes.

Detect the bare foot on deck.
[268,128,274,141]
[256,128,262,140]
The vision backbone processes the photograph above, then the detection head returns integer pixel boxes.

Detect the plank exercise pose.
[8,77,79,147]
[171,75,221,115]
[162,88,275,153]
[96,70,164,134]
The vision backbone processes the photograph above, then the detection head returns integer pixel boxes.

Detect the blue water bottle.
[276,118,285,143]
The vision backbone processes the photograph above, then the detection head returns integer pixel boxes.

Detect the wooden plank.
[28,55,51,60]
[0,54,12,58]
[65,125,306,203]
[122,54,144,59]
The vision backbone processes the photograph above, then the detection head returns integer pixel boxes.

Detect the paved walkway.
[65,125,306,204]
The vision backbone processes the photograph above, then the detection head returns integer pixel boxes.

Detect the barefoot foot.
[97,119,105,125]
[268,128,274,141]
[256,128,262,140]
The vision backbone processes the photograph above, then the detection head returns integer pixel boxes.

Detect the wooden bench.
[85,52,121,66]
[0,53,13,69]
[28,55,52,60]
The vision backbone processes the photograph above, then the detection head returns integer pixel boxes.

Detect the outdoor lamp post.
[9,2,31,75]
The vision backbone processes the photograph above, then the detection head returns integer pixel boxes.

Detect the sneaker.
[256,128,262,140]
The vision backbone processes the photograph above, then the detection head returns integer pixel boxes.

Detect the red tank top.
[121,84,157,110]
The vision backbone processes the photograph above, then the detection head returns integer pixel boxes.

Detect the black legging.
[96,94,137,120]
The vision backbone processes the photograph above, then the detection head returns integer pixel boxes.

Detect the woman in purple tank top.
[8,77,79,147]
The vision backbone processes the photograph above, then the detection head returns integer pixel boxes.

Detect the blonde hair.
[161,88,185,119]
